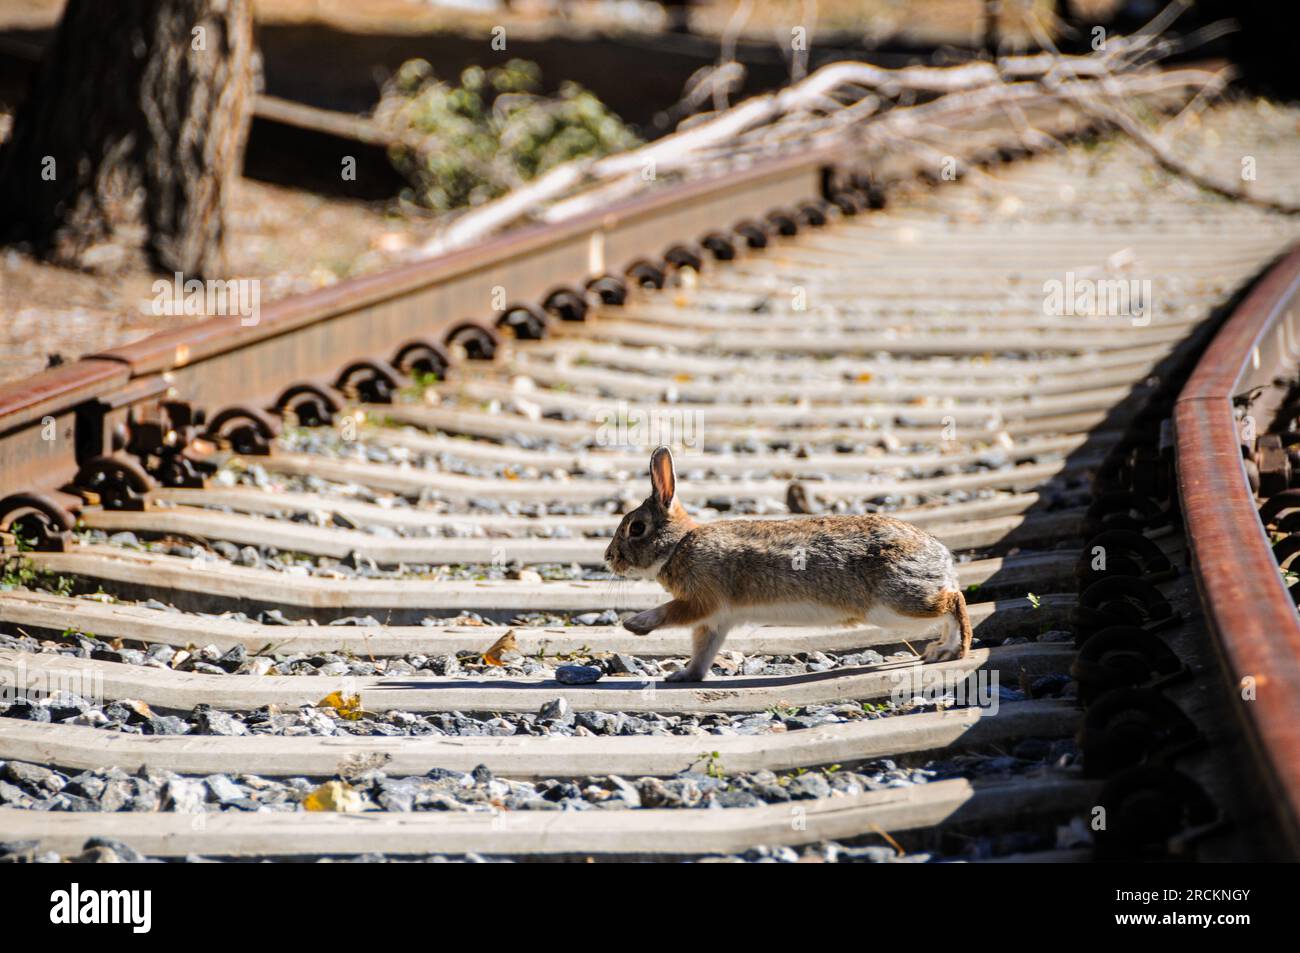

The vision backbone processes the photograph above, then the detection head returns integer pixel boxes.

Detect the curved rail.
[1175,246,1300,851]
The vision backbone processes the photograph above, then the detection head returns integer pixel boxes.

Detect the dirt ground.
[0,173,443,385]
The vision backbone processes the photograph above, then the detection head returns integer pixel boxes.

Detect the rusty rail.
[1175,246,1300,852]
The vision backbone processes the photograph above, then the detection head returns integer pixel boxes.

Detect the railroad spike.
[273,381,344,428]
[585,274,628,305]
[203,405,282,456]
[543,286,589,322]
[1071,626,1185,702]
[1080,688,1203,779]
[1092,765,1218,862]
[0,492,76,553]
[70,455,154,512]
[496,303,550,340]
[333,357,408,405]
[391,338,452,380]
[444,321,499,360]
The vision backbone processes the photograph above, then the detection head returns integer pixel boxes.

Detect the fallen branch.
[1020,6,1294,215]
[1047,73,1300,216]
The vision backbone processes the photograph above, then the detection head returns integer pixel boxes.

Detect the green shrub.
[378,58,639,211]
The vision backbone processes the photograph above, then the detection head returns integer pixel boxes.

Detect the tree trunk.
[982,0,1000,57]
[0,0,254,277]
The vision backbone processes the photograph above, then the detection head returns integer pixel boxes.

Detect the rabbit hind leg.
[919,590,971,662]
[873,589,969,662]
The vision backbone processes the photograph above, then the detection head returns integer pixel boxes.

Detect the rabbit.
[604,446,972,682]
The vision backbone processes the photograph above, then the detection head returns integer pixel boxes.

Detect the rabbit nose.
[603,541,615,565]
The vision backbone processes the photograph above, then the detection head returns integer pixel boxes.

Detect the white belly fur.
[862,603,945,633]
[706,601,944,635]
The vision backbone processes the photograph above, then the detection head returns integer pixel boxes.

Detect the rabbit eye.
[628,520,647,538]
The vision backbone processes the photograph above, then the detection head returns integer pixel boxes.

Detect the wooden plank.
[246,452,1101,504]
[359,421,1109,477]
[155,485,632,530]
[0,700,1078,779]
[22,544,1078,614]
[648,251,1261,282]
[0,643,1073,714]
[0,775,1100,858]
[253,93,420,150]
[77,504,1085,565]
[152,485,1061,533]
[522,337,1177,382]
[737,252,1280,276]
[593,301,1205,336]
[505,350,1154,402]
[81,507,604,565]
[375,401,1123,445]
[0,588,1073,656]
[437,376,1139,426]
[561,317,1186,355]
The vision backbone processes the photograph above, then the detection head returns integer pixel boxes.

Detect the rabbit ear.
[649,446,677,508]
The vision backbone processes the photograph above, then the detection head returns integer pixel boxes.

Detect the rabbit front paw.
[665,667,707,683]
[623,608,664,635]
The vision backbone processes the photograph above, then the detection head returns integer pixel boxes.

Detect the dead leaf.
[317,691,364,720]
[302,780,364,813]
[482,629,519,667]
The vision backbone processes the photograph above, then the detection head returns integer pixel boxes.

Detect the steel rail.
[1174,246,1300,853]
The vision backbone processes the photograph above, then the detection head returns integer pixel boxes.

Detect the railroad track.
[1,100,1299,862]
